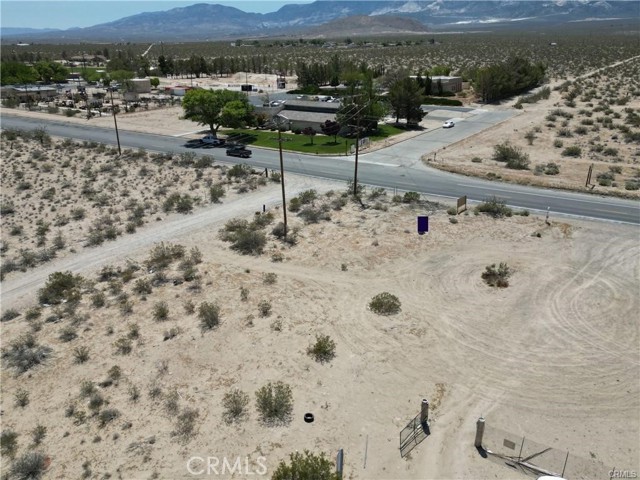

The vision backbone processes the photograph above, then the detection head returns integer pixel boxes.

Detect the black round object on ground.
[304,413,314,423]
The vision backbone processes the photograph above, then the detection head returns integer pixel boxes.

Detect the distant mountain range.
[2,1,638,42]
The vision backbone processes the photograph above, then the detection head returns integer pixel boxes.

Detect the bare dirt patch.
[1,190,638,479]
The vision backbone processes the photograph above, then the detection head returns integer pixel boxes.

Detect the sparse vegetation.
[482,262,512,288]
[272,450,340,480]
[198,301,221,331]
[475,197,513,218]
[255,381,293,425]
[369,292,401,315]
[307,334,336,363]
[222,389,250,423]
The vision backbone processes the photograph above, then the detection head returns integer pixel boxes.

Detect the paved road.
[2,113,639,224]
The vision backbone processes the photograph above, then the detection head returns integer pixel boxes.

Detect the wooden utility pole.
[109,88,122,155]
[277,127,288,239]
[353,125,360,196]
[585,163,593,187]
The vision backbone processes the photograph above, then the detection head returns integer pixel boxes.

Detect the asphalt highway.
[1,113,638,225]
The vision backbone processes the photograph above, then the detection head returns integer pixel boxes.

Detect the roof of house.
[277,111,336,123]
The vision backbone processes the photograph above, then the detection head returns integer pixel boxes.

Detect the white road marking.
[456,184,633,207]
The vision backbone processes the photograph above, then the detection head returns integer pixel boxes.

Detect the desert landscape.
[1,23,640,480]
[1,122,639,479]
[427,56,640,198]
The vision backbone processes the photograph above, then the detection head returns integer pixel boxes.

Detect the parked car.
[201,134,225,146]
[226,145,252,158]
[443,120,455,128]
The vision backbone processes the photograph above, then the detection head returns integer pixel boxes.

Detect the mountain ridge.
[1,1,638,42]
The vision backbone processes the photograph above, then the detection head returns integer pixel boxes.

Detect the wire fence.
[483,424,612,479]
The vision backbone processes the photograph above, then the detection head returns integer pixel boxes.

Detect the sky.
[1,0,314,30]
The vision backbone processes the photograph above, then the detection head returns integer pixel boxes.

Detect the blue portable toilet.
[417,216,429,235]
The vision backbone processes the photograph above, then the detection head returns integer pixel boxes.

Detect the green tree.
[150,77,160,88]
[0,61,37,86]
[272,451,340,480]
[182,89,253,134]
[302,126,316,145]
[387,76,425,125]
[34,61,69,83]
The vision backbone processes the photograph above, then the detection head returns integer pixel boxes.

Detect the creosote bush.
[10,451,48,480]
[2,333,52,374]
[272,450,340,480]
[198,301,220,331]
[37,271,84,305]
[307,335,336,363]
[475,196,513,218]
[482,262,512,288]
[255,381,293,425]
[369,292,401,315]
[222,389,250,424]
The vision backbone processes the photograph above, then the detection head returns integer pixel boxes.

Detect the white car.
[201,134,225,146]
[443,120,455,128]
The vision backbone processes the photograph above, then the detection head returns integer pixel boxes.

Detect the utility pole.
[109,88,122,155]
[277,127,288,239]
[353,124,360,197]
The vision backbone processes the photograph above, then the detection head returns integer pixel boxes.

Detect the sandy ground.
[426,57,640,199]
[1,70,639,480]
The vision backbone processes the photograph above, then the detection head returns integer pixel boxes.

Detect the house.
[1,85,58,102]
[275,100,340,133]
[430,76,463,93]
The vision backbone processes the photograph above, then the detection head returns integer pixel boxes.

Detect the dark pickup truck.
[226,146,252,158]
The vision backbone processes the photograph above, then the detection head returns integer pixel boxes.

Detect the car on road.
[226,145,252,158]
[443,120,455,128]
[201,134,225,146]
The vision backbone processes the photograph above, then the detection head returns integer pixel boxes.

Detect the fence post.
[474,416,485,448]
[336,449,344,478]
[420,399,429,425]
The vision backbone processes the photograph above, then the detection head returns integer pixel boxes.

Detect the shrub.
[38,271,84,305]
[15,388,30,407]
[98,408,120,427]
[114,337,132,355]
[10,451,48,480]
[475,197,512,218]
[562,146,582,157]
[272,222,287,239]
[152,301,169,322]
[482,263,511,288]
[173,408,199,440]
[1,309,20,322]
[227,164,251,179]
[31,425,47,445]
[625,180,640,191]
[145,242,185,270]
[307,335,336,363]
[231,230,267,255]
[258,300,272,317]
[222,389,250,424]
[91,291,106,308]
[2,333,52,374]
[209,184,225,203]
[73,346,90,364]
[88,392,105,412]
[272,451,339,480]
[255,382,293,425]
[133,278,153,295]
[403,191,421,203]
[263,272,278,285]
[492,142,528,169]
[79,380,97,398]
[1,429,19,458]
[59,326,78,342]
[299,189,318,205]
[288,197,301,212]
[198,302,220,331]
[543,162,560,175]
[369,292,401,315]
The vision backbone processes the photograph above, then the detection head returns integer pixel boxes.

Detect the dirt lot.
[426,57,640,199]
[1,71,639,480]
